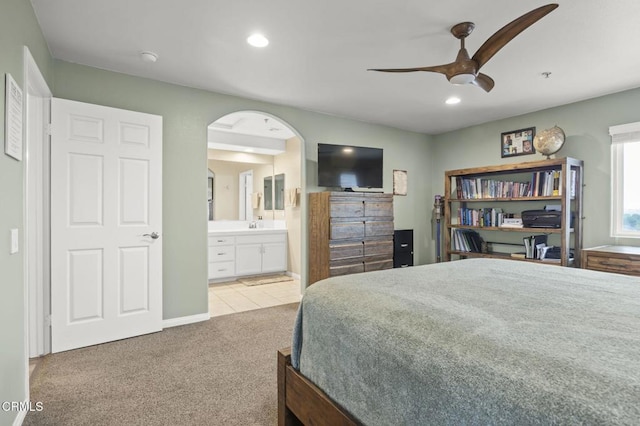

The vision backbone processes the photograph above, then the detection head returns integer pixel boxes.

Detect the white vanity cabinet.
[235,233,287,276]
[208,230,287,280]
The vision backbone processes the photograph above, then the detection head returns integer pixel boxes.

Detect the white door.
[50,98,163,353]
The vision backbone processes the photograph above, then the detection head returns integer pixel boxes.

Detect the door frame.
[23,46,52,361]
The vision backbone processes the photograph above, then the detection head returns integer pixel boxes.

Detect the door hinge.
[45,123,53,136]
[45,315,52,327]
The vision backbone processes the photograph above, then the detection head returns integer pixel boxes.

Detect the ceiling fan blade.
[368,64,452,74]
[472,3,558,70]
[470,73,495,92]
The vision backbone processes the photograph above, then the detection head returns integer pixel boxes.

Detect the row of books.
[454,169,576,199]
[451,229,483,253]
[457,207,522,228]
[455,177,530,199]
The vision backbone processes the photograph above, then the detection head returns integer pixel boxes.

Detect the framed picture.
[393,169,407,196]
[501,127,536,158]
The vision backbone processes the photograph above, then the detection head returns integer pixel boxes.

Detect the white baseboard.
[162,312,210,328]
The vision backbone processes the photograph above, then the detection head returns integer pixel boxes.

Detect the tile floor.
[209,278,301,317]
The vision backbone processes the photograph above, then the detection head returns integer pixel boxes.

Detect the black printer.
[521,210,574,228]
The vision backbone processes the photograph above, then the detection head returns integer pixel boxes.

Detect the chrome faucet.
[249,221,257,229]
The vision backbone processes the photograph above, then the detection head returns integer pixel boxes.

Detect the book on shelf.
[510,252,526,259]
[523,235,548,259]
[451,229,483,253]
[500,217,523,228]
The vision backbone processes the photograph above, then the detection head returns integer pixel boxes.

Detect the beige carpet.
[239,274,294,286]
[26,303,298,426]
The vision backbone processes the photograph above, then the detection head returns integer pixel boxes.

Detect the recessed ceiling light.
[247,34,269,48]
[140,51,158,63]
[445,97,461,105]
[342,147,354,153]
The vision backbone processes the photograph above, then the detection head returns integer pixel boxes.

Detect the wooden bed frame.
[277,347,361,426]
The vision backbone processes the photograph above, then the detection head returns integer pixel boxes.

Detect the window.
[610,122,640,238]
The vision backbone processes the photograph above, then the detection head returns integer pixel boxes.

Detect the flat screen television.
[317,143,383,189]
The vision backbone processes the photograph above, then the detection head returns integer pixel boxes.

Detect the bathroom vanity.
[208,226,287,281]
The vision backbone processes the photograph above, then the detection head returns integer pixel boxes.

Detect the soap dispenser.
[257,215,263,228]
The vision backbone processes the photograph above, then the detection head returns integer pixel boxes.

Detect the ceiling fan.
[368,3,558,92]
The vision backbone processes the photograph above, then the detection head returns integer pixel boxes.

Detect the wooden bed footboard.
[277,348,360,426]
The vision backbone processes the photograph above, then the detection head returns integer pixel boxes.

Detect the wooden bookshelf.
[444,157,584,266]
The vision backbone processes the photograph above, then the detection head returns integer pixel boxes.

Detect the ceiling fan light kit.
[369,3,559,92]
[449,73,475,85]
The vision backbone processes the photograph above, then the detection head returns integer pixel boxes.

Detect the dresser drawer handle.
[217,239,226,242]
[400,243,409,248]
[218,268,227,272]
[217,253,226,256]
[400,264,409,268]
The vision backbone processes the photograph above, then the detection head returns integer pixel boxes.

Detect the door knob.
[143,232,160,239]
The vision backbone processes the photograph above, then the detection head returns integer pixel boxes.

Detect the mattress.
[291,258,640,425]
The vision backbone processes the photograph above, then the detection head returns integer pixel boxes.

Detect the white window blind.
[610,121,640,238]
[610,122,640,144]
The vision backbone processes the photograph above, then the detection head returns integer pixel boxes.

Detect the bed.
[278,258,640,425]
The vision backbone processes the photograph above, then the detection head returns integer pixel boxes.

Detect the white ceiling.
[31,0,640,135]
[208,111,294,154]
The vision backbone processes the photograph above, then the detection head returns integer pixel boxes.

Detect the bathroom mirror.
[264,176,273,210]
[207,150,276,221]
[264,173,285,211]
[274,173,285,210]
[207,111,296,222]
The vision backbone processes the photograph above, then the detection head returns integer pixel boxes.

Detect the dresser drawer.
[364,201,393,217]
[330,202,364,218]
[582,246,640,277]
[363,240,393,257]
[330,262,365,277]
[364,259,393,272]
[208,235,236,246]
[583,253,640,276]
[208,246,235,262]
[365,221,394,237]
[208,261,235,279]
[330,242,364,260]
[330,222,365,240]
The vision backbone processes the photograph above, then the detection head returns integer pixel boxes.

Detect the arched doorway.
[206,111,306,316]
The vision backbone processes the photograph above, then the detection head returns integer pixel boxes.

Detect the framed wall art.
[501,127,535,158]
[393,169,407,196]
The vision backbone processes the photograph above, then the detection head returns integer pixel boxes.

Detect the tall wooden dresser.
[308,192,394,285]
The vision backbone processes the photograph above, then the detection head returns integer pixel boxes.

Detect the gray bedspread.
[291,258,640,425]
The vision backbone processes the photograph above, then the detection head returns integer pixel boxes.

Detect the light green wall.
[431,87,640,251]
[53,60,433,321]
[0,0,53,424]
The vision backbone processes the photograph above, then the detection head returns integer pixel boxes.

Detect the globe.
[533,125,565,158]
